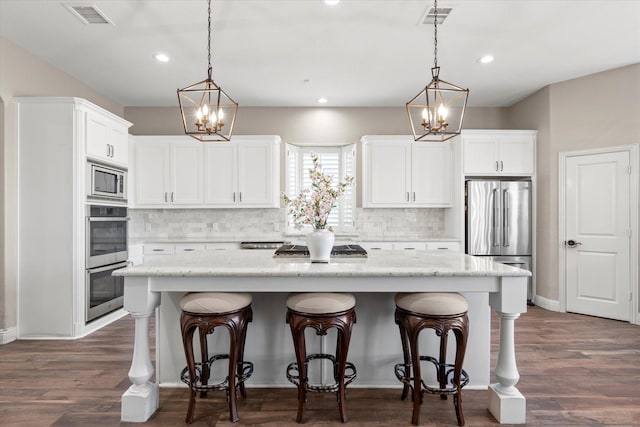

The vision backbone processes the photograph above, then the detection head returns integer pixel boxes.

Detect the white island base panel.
[116,250,529,424]
[157,292,490,389]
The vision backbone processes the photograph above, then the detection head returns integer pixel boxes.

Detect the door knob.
[565,239,582,248]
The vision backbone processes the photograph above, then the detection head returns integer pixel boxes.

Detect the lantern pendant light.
[406,0,469,142]
[177,0,237,142]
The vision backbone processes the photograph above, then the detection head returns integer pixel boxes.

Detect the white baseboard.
[0,327,17,344]
[533,295,561,312]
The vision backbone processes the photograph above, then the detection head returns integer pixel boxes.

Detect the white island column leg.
[488,276,527,424]
[121,277,161,422]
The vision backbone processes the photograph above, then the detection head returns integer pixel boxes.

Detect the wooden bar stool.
[394,292,470,426]
[285,292,357,423]
[179,292,253,424]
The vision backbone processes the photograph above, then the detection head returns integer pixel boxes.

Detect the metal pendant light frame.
[407,0,469,142]
[177,0,238,142]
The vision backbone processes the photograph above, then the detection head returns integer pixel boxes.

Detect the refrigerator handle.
[503,189,510,246]
[493,188,500,247]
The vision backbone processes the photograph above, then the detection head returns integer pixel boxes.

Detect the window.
[285,144,356,233]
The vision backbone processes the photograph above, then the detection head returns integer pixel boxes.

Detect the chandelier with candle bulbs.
[406,0,469,142]
[177,0,237,142]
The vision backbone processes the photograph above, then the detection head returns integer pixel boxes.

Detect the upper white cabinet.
[462,130,536,176]
[130,135,280,208]
[362,135,452,208]
[133,137,203,206]
[86,110,131,166]
[204,138,280,207]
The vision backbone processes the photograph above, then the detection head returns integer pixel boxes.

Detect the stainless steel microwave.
[88,162,127,201]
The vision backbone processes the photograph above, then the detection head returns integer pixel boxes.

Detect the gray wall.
[0,37,124,333]
[507,63,640,303]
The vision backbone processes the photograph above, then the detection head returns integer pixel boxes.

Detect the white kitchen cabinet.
[131,135,280,208]
[462,130,536,176]
[16,97,131,338]
[205,243,240,250]
[393,242,428,250]
[361,135,452,207]
[132,136,203,206]
[359,241,461,252]
[143,243,176,255]
[426,241,462,252]
[204,137,281,207]
[86,110,130,166]
[358,242,395,251]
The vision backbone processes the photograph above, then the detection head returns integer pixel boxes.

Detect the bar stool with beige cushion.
[179,292,254,424]
[394,292,470,426]
[286,292,357,423]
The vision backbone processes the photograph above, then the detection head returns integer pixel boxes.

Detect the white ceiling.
[1,0,639,108]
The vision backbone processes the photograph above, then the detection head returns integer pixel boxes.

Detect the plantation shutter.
[285,144,356,233]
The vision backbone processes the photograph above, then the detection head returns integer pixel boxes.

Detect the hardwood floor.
[1,306,639,426]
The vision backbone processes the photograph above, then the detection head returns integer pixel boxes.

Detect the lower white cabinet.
[140,242,239,262]
[359,241,461,252]
[426,241,461,252]
[131,135,280,208]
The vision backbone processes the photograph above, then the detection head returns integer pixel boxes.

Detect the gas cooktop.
[273,244,368,258]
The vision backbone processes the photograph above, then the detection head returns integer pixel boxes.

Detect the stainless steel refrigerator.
[465,179,533,303]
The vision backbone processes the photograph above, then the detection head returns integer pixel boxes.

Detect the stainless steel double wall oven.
[85,204,128,322]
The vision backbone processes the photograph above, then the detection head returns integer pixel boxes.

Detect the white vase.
[306,228,335,263]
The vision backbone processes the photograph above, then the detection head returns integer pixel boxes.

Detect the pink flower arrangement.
[283,153,354,230]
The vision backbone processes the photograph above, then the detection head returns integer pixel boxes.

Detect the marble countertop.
[114,249,530,278]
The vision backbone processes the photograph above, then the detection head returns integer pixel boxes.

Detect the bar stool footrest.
[286,353,357,392]
[181,354,254,392]
[394,356,469,396]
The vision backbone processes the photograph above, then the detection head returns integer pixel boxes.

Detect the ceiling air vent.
[421,7,452,25]
[65,4,113,25]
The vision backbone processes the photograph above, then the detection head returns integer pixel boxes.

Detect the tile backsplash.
[129,208,446,242]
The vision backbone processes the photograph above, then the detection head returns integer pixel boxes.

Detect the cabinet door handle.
[233,192,236,202]
[239,192,242,202]
[152,249,164,252]
[164,192,168,202]
[412,192,416,202]
[500,160,504,171]
[183,248,195,252]
[495,160,499,171]
[171,192,174,202]
[406,192,410,202]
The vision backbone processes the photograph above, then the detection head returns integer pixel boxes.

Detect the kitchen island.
[115,249,530,424]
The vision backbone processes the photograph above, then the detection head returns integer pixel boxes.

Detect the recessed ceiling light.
[317,97,328,104]
[479,55,494,64]
[323,0,340,5]
[154,53,170,62]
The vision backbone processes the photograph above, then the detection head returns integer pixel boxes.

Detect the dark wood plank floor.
[1,306,639,426]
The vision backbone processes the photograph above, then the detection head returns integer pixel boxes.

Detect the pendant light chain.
[177,0,238,142]
[207,0,213,80]
[433,0,438,70]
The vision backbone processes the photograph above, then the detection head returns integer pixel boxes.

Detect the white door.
[564,150,631,321]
